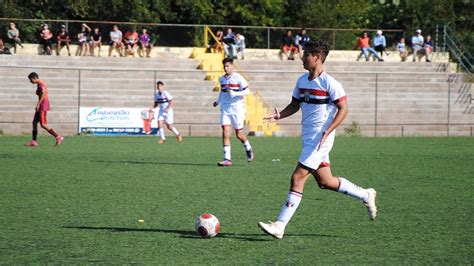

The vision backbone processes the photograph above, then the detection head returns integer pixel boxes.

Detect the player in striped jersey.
[213,57,254,166]
[150,81,182,144]
[258,41,377,239]
[25,72,63,147]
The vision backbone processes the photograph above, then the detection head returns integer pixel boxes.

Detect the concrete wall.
[0,53,472,137]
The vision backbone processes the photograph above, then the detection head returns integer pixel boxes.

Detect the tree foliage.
[0,0,472,53]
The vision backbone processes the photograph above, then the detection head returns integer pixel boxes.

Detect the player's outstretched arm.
[264,98,300,122]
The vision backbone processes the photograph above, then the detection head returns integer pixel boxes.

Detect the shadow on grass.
[63,226,339,242]
[92,160,218,167]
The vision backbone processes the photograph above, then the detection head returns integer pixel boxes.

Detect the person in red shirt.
[57,25,71,56]
[354,32,383,62]
[25,72,63,147]
[124,29,139,57]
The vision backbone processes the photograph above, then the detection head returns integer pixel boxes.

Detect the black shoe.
[246,149,254,162]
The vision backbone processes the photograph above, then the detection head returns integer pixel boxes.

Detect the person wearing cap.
[373,30,389,59]
[57,25,71,56]
[411,29,424,62]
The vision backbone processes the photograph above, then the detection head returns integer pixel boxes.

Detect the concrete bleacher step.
[1,51,471,137]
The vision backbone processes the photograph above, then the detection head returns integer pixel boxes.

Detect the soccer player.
[257,41,377,239]
[25,72,63,147]
[213,57,254,166]
[150,81,182,144]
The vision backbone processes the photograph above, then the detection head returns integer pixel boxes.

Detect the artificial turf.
[0,135,472,264]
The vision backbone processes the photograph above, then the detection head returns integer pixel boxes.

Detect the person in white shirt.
[373,30,389,58]
[258,40,377,239]
[213,58,254,166]
[150,81,182,144]
[411,29,424,62]
[235,33,246,60]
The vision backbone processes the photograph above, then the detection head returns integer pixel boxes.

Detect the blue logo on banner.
[86,108,131,122]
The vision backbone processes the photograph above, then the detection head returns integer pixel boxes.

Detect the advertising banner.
[79,107,157,135]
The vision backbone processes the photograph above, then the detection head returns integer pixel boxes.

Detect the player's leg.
[26,112,40,146]
[66,41,71,56]
[217,125,232,166]
[108,42,114,56]
[313,166,377,220]
[57,40,62,56]
[166,123,182,142]
[258,163,312,239]
[39,111,63,146]
[147,44,153,58]
[157,119,166,144]
[164,110,182,142]
[232,112,253,162]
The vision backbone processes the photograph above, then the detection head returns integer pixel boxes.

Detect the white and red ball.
[195,213,220,238]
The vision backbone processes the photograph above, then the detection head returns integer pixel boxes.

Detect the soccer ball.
[195,213,220,238]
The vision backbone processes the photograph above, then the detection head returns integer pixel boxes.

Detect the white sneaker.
[258,221,284,239]
[364,188,377,220]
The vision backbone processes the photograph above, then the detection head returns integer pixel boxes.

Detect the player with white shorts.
[258,40,377,239]
[150,81,182,144]
[213,57,254,166]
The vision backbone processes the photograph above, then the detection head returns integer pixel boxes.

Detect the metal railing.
[0,17,404,50]
[442,25,473,73]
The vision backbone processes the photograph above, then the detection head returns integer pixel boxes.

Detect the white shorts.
[158,109,173,124]
[221,112,245,129]
[298,131,335,170]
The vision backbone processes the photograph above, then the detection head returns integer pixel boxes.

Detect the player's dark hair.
[156,81,164,86]
[304,40,330,63]
[222,57,233,65]
[28,72,39,80]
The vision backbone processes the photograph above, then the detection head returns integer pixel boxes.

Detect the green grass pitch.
[0,135,473,264]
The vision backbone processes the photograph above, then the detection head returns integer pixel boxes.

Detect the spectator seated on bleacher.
[411,29,431,62]
[235,33,245,60]
[295,28,310,58]
[124,29,139,57]
[56,25,71,56]
[89,27,102,56]
[423,35,433,63]
[7,22,24,54]
[355,32,383,62]
[397,37,408,62]
[39,23,53,55]
[373,30,389,59]
[210,30,223,53]
[223,28,237,59]
[280,30,297,60]
[108,25,124,57]
[138,28,153,58]
[77,23,91,56]
[0,38,5,54]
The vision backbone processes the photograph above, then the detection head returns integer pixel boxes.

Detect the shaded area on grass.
[63,225,340,242]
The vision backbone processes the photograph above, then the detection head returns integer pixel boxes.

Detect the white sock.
[338,177,369,202]
[159,128,165,140]
[223,145,231,160]
[277,190,303,228]
[171,127,180,136]
[242,140,252,151]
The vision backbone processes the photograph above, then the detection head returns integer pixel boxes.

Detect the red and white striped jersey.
[216,72,249,114]
[292,71,346,135]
